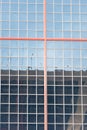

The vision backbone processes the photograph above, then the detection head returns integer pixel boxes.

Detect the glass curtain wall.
[0,0,87,130]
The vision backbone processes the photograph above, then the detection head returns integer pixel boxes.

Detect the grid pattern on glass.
[0,41,44,130]
[46,0,87,38]
[0,0,43,38]
[47,41,87,130]
[1,0,87,130]
[1,0,87,39]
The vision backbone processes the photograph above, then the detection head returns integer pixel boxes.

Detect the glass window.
[56,96,63,104]
[10,48,18,57]
[83,96,87,104]
[65,114,72,123]
[2,3,9,12]
[37,86,44,94]
[48,96,54,104]
[10,58,18,66]
[37,76,44,84]
[10,114,17,122]
[82,87,87,95]
[55,77,63,85]
[81,5,87,13]
[1,85,9,93]
[72,5,79,13]
[19,124,27,130]
[10,22,18,30]
[64,50,71,58]
[1,104,8,112]
[37,124,44,130]
[65,86,72,95]
[1,48,9,57]
[28,105,36,113]
[73,86,81,95]
[1,124,8,130]
[28,114,36,122]
[48,124,54,130]
[28,124,36,130]
[10,76,18,84]
[37,115,44,122]
[55,86,63,94]
[56,125,64,130]
[19,95,27,103]
[74,96,81,104]
[74,105,81,113]
[28,95,36,103]
[65,105,72,113]
[82,77,87,85]
[1,114,8,122]
[37,105,44,113]
[65,96,72,104]
[37,96,44,103]
[19,76,27,84]
[55,14,62,21]
[55,22,62,31]
[48,115,54,123]
[10,124,17,130]
[47,77,54,85]
[56,105,63,113]
[10,85,18,93]
[11,3,18,11]
[48,105,54,113]
[19,86,27,93]
[10,95,18,103]
[74,115,82,123]
[47,86,54,94]
[73,77,81,85]
[56,115,63,123]
[10,104,18,113]
[1,76,9,84]
[63,14,71,21]
[19,58,27,66]
[1,58,9,67]
[19,105,27,113]
[1,95,8,103]
[64,56,72,69]
[19,4,27,12]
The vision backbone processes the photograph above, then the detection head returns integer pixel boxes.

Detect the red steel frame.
[1,1,87,130]
[1,37,87,41]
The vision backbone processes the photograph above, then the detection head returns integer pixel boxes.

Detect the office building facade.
[0,0,87,130]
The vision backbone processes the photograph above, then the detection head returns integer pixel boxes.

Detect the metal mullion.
[71,1,74,130]
[0,0,2,129]
[62,0,65,130]
[44,0,48,130]
[79,0,84,129]
[35,1,38,129]
[18,0,19,129]
[8,0,11,129]
[53,0,56,130]
[26,0,28,129]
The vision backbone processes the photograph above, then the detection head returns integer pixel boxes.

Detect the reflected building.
[1,0,87,130]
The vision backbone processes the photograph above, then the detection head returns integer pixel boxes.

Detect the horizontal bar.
[46,38,87,42]
[0,37,44,41]
[0,37,87,41]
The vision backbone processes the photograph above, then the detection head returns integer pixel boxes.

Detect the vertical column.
[44,0,47,130]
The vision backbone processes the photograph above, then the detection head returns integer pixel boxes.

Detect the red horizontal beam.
[47,38,87,42]
[0,37,44,41]
[0,37,87,41]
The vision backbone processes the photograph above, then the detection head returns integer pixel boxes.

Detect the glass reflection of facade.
[0,0,87,130]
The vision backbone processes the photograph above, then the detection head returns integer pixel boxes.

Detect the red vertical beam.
[44,0,48,130]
